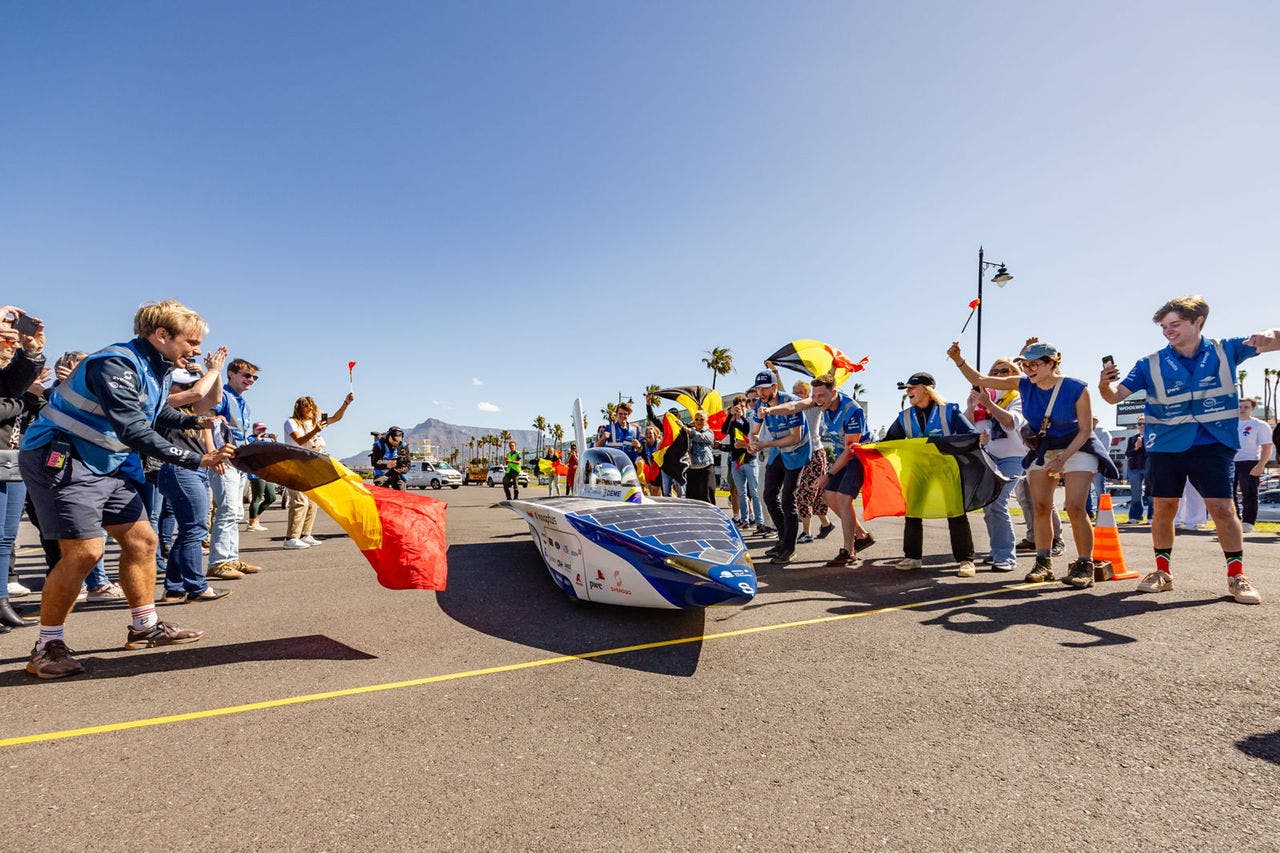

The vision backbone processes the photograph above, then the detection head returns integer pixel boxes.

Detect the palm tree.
[851,382,868,402]
[551,423,565,454]
[702,346,734,390]
[1238,369,1247,398]
[532,415,548,458]
[601,402,616,423]
[467,436,476,462]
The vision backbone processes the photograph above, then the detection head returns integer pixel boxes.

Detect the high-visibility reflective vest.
[1143,338,1239,453]
[899,402,959,438]
[21,340,168,475]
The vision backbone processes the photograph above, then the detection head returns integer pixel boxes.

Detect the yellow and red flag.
[853,435,1007,520]
[233,443,447,590]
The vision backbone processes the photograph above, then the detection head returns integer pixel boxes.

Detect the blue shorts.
[1146,443,1235,500]
[826,457,864,497]
[19,448,148,540]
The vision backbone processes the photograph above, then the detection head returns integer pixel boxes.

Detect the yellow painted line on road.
[0,582,1040,749]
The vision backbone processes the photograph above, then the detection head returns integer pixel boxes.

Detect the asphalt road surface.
[2,484,1278,851]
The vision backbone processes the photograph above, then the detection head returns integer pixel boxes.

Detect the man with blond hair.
[19,300,234,677]
[1100,295,1279,604]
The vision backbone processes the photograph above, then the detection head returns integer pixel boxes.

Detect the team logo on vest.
[1202,397,1225,412]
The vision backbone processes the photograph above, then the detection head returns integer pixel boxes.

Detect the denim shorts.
[1146,443,1235,499]
[19,447,147,540]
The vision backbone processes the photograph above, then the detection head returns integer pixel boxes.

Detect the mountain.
[340,417,552,467]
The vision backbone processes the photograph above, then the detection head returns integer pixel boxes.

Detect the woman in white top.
[282,392,353,549]
[963,356,1027,572]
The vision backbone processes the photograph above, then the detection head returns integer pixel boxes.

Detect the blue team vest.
[898,402,959,438]
[21,340,168,475]
[1143,339,1238,453]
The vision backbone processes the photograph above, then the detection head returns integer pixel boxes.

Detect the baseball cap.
[1019,342,1060,361]
[171,368,201,385]
[388,426,404,436]
[896,372,935,390]
[252,421,268,430]
[753,370,775,388]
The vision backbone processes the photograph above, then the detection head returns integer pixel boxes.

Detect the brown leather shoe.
[207,562,244,580]
[232,559,261,574]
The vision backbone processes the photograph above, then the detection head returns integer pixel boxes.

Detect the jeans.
[984,456,1023,568]
[1127,468,1147,522]
[661,471,685,497]
[209,466,245,566]
[502,470,520,500]
[732,459,763,524]
[0,480,27,596]
[158,465,211,595]
[1085,471,1106,516]
[762,456,801,550]
[138,478,166,572]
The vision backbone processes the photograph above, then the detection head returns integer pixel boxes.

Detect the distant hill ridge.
[340,417,551,467]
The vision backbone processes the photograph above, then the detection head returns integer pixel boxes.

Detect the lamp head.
[992,265,1013,286]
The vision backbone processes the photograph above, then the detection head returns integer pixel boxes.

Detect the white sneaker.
[956,560,977,578]
[87,582,127,602]
[1136,570,1173,593]
[7,580,31,597]
[283,538,311,550]
[301,535,321,546]
[1241,522,1254,533]
[896,557,922,571]
[75,586,89,602]
[1229,575,1262,605]
[246,522,268,532]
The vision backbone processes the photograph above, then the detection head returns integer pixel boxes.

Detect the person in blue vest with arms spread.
[18,300,235,678]
[883,371,978,577]
[1099,295,1280,604]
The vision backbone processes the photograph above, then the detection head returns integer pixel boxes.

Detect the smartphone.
[1102,355,1115,368]
[12,312,39,336]
[321,412,330,424]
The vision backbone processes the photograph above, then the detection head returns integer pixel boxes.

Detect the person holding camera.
[371,426,410,490]
[1,307,47,630]
[282,392,353,549]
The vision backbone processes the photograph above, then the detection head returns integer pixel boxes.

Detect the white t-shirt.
[1236,417,1273,462]
[977,392,1027,460]
[284,417,327,453]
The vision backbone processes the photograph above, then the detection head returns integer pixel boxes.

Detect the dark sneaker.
[160,590,187,603]
[763,545,783,558]
[1064,558,1095,589]
[1024,557,1054,583]
[824,548,853,567]
[816,523,836,540]
[1015,538,1036,552]
[186,587,232,603]
[1051,538,1066,557]
[755,525,773,537]
[125,620,205,650]
[770,550,794,566]
[853,534,876,553]
[26,641,85,679]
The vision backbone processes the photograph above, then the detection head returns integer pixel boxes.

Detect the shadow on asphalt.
[1237,731,1280,766]
[0,635,376,685]
[438,541,705,677]
[918,589,1221,647]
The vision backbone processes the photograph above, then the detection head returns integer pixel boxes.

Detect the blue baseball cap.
[753,370,775,388]
[1018,342,1060,361]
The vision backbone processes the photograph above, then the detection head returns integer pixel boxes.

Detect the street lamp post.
[976,246,1013,370]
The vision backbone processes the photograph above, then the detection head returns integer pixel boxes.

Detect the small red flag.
[968,298,981,309]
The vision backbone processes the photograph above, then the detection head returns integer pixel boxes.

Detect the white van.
[402,460,463,490]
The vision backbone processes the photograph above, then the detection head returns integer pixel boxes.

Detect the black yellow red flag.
[852,435,1006,520]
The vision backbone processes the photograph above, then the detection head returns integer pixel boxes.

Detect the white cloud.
[477,401,500,413]
[471,377,484,386]
[432,400,454,410]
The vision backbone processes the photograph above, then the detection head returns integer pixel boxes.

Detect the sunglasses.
[990,368,1014,376]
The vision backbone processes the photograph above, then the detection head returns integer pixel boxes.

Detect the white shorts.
[1028,448,1099,475]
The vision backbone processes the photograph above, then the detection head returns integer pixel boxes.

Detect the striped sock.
[36,624,64,653]
[1225,550,1244,578]
[1154,549,1172,574]
[130,603,158,632]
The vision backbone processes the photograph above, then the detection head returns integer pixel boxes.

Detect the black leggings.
[1234,461,1260,524]
[762,456,801,550]
[903,515,974,561]
[686,467,715,504]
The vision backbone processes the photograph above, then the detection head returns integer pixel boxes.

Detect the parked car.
[487,465,529,487]
[1257,489,1280,523]
[1105,483,1131,502]
[403,460,463,490]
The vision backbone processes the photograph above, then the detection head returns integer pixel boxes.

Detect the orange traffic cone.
[1092,492,1137,580]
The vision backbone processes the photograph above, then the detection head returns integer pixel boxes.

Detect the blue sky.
[4,1,1278,457]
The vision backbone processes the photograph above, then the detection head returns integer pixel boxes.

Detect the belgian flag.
[853,435,1007,520]
[232,443,448,590]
